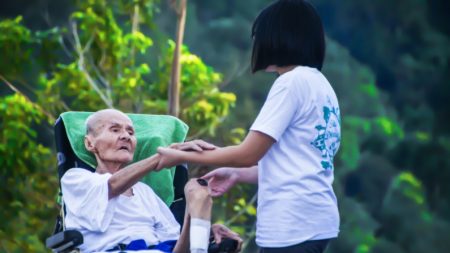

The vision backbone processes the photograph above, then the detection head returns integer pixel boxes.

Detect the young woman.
[157,1,341,252]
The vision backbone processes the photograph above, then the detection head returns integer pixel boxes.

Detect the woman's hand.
[157,140,216,170]
[211,223,243,252]
[170,139,217,152]
[201,167,239,197]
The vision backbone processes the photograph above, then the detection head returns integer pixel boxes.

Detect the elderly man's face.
[86,111,137,165]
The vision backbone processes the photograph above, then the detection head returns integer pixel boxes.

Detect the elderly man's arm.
[173,211,191,253]
[107,140,216,199]
[107,154,161,199]
[172,178,243,253]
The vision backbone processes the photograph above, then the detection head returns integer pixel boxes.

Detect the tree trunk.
[168,0,187,117]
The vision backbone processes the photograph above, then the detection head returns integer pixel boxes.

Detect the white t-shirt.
[61,168,180,253]
[250,66,341,248]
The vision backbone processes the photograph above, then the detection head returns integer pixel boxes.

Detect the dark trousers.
[260,239,330,253]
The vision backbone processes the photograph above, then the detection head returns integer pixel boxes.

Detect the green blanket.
[60,111,189,206]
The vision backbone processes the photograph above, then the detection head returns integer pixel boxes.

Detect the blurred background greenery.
[0,0,449,252]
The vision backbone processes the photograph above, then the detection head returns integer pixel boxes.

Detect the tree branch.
[132,3,143,113]
[71,21,113,108]
[0,74,56,122]
[224,193,257,226]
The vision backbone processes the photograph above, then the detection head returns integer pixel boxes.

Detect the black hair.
[251,0,325,72]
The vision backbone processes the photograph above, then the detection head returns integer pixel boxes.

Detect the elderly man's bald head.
[84,109,136,167]
[85,109,132,136]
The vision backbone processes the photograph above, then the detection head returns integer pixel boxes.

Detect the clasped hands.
[156,140,239,198]
[155,139,216,170]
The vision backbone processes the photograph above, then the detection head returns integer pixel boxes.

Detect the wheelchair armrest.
[46,230,83,253]
[208,238,239,253]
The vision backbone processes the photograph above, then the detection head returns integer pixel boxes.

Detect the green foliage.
[0,16,34,77]
[0,94,56,252]
[38,0,235,137]
[379,172,450,253]
[39,0,158,112]
[150,40,236,136]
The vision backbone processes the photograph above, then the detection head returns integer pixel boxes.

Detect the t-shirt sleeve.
[61,168,117,232]
[250,80,299,141]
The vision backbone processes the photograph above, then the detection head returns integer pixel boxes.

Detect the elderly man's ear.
[85,136,96,153]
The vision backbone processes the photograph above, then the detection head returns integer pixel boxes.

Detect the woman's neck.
[265,65,297,75]
[277,65,297,75]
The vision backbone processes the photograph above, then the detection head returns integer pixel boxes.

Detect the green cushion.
[60,111,189,206]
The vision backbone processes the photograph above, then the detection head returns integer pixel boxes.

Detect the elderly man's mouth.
[118,146,130,151]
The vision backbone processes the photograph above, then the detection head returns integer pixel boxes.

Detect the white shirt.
[61,168,180,253]
[250,66,341,247]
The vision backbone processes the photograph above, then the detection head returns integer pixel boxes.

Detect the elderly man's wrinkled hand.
[211,224,243,252]
[184,178,212,220]
[155,147,184,170]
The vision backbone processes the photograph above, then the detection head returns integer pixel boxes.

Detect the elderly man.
[61,109,241,253]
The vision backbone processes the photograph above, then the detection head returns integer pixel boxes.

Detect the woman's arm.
[234,165,258,184]
[157,131,274,169]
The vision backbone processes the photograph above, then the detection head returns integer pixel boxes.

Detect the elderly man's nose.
[119,131,131,140]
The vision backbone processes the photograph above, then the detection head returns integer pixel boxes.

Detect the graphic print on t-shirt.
[310,97,341,170]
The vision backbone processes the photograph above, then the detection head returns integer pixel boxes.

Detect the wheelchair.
[45,112,238,253]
